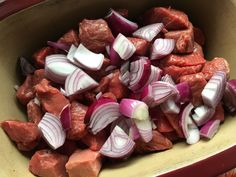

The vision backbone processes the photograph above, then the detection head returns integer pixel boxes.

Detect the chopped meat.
[94,76,111,93]
[160,43,205,67]
[150,107,174,133]
[1,121,41,151]
[108,70,130,100]
[179,72,207,106]
[16,75,35,105]
[32,69,46,86]
[65,149,102,177]
[27,99,43,124]
[165,113,185,138]
[135,130,173,154]
[201,57,230,81]
[81,131,107,151]
[162,131,182,142]
[155,114,175,133]
[165,22,194,54]
[79,19,114,53]
[57,29,80,46]
[127,37,150,56]
[193,26,205,46]
[83,91,97,105]
[35,79,69,116]
[143,7,189,30]
[115,8,129,17]
[212,102,225,122]
[163,64,203,82]
[33,47,54,68]
[56,140,78,156]
[29,149,68,177]
[67,102,88,140]
[101,92,117,101]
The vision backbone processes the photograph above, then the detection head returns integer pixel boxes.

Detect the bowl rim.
[0,0,44,20]
[1,1,236,176]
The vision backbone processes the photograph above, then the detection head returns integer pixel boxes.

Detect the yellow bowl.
[1,0,236,177]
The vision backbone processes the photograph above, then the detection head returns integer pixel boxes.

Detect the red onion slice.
[176,82,191,103]
[110,117,130,135]
[65,68,98,96]
[133,118,153,143]
[119,71,130,86]
[112,33,136,61]
[151,81,178,105]
[105,45,111,56]
[119,99,149,121]
[191,105,215,126]
[88,100,120,134]
[100,125,135,159]
[150,38,175,60]
[141,85,156,107]
[128,120,140,140]
[141,65,162,89]
[67,44,81,66]
[73,44,104,71]
[161,98,180,114]
[186,126,200,145]
[202,71,226,108]
[38,113,66,150]
[200,119,220,139]
[133,23,164,42]
[19,57,35,76]
[223,81,236,112]
[60,104,71,130]
[47,41,70,52]
[105,9,138,36]
[161,74,175,85]
[180,103,194,138]
[105,65,117,72]
[45,54,78,84]
[129,58,151,92]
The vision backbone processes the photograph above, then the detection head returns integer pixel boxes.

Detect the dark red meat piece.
[179,72,207,106]
[143,7,189,30]
[1,121,41,151]
[79,19,114,53]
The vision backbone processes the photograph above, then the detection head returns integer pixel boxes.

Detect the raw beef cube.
[33,47,54,68]
[35,79,69,116]
[57,29,80,46]
[135,130,173,154]
[165,22,194,54]
[127,37,150,56]
[163,64,203,82]
[1,121,41,151]
[160,43,205,67]
[79,19,114,53]
[81,131,107,151]
[16,75,35,105]
[29,149,68,177]
[212,102,225,122]
[179,72,207,106]
[201,57,230,81]
[65,149,102,177]
[143,7,189,30]
[164,113,184,138]
[67,102,88,140]
[27,99,43,124]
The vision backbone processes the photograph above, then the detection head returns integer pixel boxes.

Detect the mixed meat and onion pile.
[1,6,235,177]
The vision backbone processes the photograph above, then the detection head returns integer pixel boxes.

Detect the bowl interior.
[1,0,236,176]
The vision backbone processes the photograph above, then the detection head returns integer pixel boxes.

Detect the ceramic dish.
[1,0,236,177]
